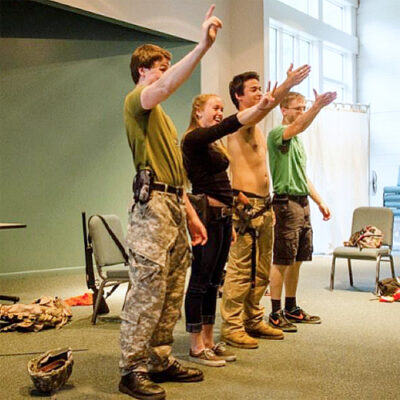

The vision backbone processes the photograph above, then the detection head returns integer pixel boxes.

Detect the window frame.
[267,0,357,102]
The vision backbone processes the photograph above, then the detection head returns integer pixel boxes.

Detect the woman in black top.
[182,89,275,367]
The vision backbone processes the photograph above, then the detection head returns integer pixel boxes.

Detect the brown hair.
[182,94,229,160]
[229,71,260,109]
[280,91,305,108]
[130,44,172,84]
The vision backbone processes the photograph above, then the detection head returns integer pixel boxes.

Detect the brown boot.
[149,360,204,383]
[220,331,258,349]
[245,321,284,340]
[119,371,166,400]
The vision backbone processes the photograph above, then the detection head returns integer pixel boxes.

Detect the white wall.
[357,0,400,206]
[45,0,236,111]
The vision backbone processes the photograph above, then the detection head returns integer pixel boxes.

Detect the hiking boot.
[212,342,237,362]
[119,371,166,400]
[245,321,284,340]
[283,307,321,324]
[220,331,258,349]
[149,360,204,383]
[269,311,297,333]
[189,348,226,367]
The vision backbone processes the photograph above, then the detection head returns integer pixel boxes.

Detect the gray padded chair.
[330,207,396,293]
[88,214,130,324]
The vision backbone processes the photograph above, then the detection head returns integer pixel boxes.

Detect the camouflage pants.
[221,197,274,335]
[120,191,191,375]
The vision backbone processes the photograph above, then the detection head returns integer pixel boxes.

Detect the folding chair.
[82,213,130,324]
[330,207,396,293]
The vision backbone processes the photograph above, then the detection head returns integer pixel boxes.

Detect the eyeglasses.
[285,106,306,112]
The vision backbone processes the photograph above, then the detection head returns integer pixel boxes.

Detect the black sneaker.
[283,307,321,324]
[119,371,166,400]
[269,311,297,332]
[149,360,204,383]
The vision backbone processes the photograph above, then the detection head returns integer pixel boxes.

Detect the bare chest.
[229,127,267,162]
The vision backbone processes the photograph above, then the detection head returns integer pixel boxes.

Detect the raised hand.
[258,81,278,110]
[313,89,337,108]
[200,4,223,50]
[286,63,311,86]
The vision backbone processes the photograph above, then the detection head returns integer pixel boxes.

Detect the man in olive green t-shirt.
[119,6,222,400]
[267,90,336,333]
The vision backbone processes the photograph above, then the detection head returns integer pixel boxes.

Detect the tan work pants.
[220,197,274,335]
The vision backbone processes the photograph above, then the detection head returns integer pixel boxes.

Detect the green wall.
[0,1,200,273]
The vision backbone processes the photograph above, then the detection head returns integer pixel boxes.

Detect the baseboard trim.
[0,265,85,278]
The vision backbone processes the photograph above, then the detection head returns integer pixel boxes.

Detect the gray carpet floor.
[1,255,399,400]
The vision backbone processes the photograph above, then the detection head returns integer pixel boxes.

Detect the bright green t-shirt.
[267,125,309,196]
[124,85,184,186]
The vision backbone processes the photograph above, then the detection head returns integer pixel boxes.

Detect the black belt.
[151,182,184,197]
[273,194,308,206]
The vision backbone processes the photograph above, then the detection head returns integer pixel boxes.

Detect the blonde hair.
[182,94,230,160]
[280,91,305,108]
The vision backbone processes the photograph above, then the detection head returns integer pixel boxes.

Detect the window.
[323,0,344,31]
[276,0,319,19]
[268,0,357,102]
[277,0,351,33]
[269,26,313,99]
[269,28,277,83]
[322,45,350,102]
[323,47,343,82]
[298,39,311,97]
[282,32,295,73]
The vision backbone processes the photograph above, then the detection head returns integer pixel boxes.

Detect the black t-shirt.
[182,114,242,206]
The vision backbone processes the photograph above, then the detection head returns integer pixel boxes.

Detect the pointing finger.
[204,4,215,21]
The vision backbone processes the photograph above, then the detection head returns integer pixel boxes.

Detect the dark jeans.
[185,215,232,333]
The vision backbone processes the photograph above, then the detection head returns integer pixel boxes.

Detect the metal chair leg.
[330,256,336,290]
[347,258,354,287]
[92,281,106,325]
[375,255,382,295]
[389,254,396,278]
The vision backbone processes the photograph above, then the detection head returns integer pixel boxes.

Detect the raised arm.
[236,81,277,125]
[266,63,311,110]
[283,89,337,140]
[141,5,222,110]
[184,84,277,147]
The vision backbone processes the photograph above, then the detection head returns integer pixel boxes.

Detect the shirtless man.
[220,65,310,349]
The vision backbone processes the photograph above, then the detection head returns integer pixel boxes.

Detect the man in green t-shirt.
[267,90,336,333]
[119,6,222,400]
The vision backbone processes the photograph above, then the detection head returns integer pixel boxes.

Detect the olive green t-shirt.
[124,85,184,186]
[267,125,309,196]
